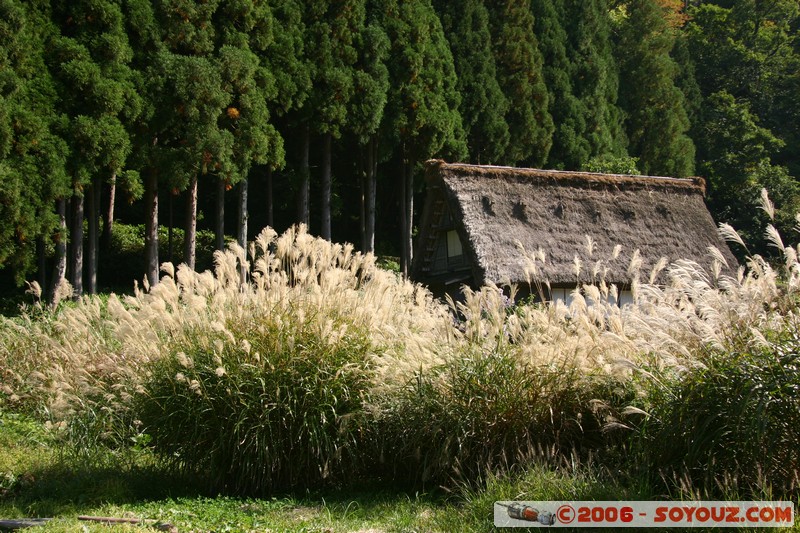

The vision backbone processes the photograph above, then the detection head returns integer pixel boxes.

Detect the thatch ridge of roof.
[425,159,707,195]
[415,160,736,287]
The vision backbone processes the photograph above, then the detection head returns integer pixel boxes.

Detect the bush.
[4,198,800,498]
[2,225,450,493]
[584,155,641,175]
[137,309,376,493]
[374,350,623,488]
[128,226,448,493]
[99,223,220,290]
[370,286,634,488]
[633,333,800,497]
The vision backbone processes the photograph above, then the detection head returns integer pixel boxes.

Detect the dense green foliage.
[561,0,627,164]
[379,0,466,276]
[0,0,68,284]
[686,0,800,245]
[616,0,695,177]
[139,314,374,493]
[0,0,799,301]
[374,346,616,488]
[434,0,509,165]
[634,340,800,496]
[486,0,552,166]
[532,0,583,170]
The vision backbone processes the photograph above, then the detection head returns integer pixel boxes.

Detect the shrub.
[99,223,220,290]
[370,286,635,488]
[374,350,625,488]
[1,226,450,493]
[137,305,376,493]
[632,333,800,497]
[128,226,448,493]
[584,155,641,175]
[4,194,800,498]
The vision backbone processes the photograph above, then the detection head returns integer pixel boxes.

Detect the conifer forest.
[1,0,798,299]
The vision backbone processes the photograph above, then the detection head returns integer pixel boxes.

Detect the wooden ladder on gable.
[421,196,447,273]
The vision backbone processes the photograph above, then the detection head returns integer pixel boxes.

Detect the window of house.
[618,290,634,306]
[550,287,634,307]
[550,288,575,306]
[447,230,462,259]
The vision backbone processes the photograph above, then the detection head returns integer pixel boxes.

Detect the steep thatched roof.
[412,160,738,288]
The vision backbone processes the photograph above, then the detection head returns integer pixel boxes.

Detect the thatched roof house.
[412,160,737,299]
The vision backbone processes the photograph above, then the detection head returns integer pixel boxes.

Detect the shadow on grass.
[2,449,453,518]
[2,459,472,533]
[2,454,205,518]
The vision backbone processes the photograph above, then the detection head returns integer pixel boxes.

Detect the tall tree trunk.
[36,236,46,294]
[144,172,159,288]
[94,179,101,289]
[321,132,332,240]
[87,176,100,294]
[168,191,174,263]
[49,198,67,305]
[400,158,414,278]
[297,125,310,227]
[215,177,225,250]
[184,174,198,270]
[365,136,377,254]
[359,147,367,252]
[238,177,248,285]
[101,173,115,252]
[266,167,274,228]
[70,192,84,298]
[400,162,406,277]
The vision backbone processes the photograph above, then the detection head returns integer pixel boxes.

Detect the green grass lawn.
[2,493,462,533]
[0,412,475,532]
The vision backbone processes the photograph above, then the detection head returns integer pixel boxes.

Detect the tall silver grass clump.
[133,226,452,492]
[2,191,799,496]
[371,284,633,488]
[370,190,800,492]
[0,226,451,490]
[625,194,800,497]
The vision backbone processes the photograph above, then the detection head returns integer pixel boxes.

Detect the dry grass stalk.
[1,216,798,437]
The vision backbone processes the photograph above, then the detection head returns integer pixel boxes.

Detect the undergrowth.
[631,333,800,497]
[1,190,799,499]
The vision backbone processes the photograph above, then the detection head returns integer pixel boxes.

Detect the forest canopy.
[1,0,798,299]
